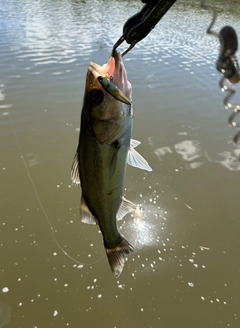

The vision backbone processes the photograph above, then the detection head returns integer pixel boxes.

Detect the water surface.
[1,0,240,327]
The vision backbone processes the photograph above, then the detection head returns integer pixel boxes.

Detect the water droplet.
[2,287,9,293]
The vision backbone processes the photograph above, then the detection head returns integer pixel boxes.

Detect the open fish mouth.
[89,51,132,102]
[89,56,115,79]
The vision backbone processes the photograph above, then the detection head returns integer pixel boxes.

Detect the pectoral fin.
[117,197,137,221]
[98,76,131,105]
[130,139,141,148]
[71,151,81,185]
[80,197,98,225]
[127,141,152,171]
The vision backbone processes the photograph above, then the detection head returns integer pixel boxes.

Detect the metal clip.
[112,0,177,57]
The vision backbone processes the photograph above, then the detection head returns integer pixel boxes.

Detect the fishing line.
[200,0,240,145]
[7,108,105,267]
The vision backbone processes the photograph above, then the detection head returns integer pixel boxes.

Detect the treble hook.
[200,0,240,145]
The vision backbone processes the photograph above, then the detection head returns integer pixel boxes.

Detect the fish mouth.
[89,51,132,101]
[89,55,115,79]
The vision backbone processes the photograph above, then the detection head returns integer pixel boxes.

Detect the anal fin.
[116,197,137,221]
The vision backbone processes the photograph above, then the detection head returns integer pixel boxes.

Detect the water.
[1,0,240,327]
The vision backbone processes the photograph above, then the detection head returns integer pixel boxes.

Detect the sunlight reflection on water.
[119,203,168,249]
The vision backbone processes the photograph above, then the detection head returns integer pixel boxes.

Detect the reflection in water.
[154,146,172,160]
[217,149,240,171]
[154,139,203,169]
[175,140,201,161]
[154,138,240,171]
[187,161,202,169]
[0,89,5,101]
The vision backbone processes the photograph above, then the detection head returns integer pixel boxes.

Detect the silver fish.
[71,51,152,277]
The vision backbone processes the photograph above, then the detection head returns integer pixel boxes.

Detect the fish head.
[83,51,132,144]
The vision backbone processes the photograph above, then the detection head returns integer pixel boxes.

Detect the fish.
[71,51,152,277]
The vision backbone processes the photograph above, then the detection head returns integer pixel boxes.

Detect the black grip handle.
[123,0,177,45]
[220,26,238,56]
[216,25,240,84]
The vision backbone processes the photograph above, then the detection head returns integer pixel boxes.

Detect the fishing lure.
[200,0,240,145]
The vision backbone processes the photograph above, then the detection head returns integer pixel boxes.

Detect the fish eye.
[90,89,104,104]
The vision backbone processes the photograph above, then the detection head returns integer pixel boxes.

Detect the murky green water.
[1,0,240,327]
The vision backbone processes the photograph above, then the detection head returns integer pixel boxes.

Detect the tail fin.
[105,237,134,278]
